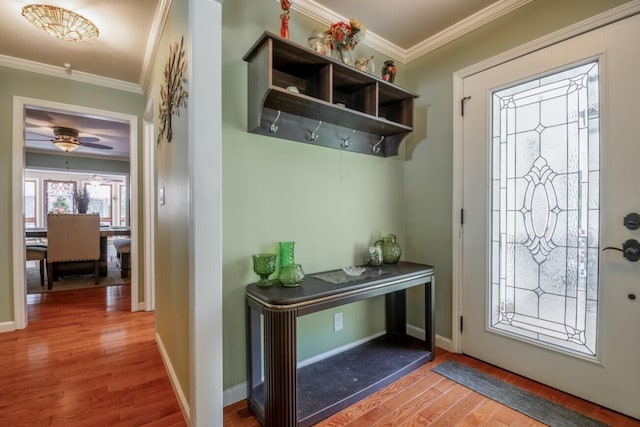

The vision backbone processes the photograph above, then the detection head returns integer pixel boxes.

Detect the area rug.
[432,359,608,427]
[26,263,130,294]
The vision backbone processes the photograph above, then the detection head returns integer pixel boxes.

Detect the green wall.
[26,152,130,174]
[221,1,407,389]
[0,66,144,323]
[403,0,632,338]
[144,1,191,403]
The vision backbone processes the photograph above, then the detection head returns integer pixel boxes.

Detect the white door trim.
[451,0,640,353]
[12,96,139,328]
[143,96,156,312]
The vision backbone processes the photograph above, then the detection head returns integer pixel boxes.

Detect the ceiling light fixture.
[52,127,81,152]
[21,4,99,42]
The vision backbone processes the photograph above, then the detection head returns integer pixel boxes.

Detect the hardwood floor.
[0,285,185,427]
[224,348,640,427]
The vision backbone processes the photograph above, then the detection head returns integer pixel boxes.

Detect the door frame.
[451,1,640,353]
[12,96,140,328]
[143,94,156,312]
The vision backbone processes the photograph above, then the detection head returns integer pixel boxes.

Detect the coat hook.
[270,110,281,133]
[341,129,356,148]
[308,121,322,141]
[372,135,384,154]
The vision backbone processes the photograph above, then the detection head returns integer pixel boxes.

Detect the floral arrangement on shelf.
[326,18,366,65]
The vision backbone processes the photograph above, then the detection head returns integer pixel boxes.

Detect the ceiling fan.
[25,126,113,152]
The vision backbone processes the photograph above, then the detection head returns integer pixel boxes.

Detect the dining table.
[26,226,131,277]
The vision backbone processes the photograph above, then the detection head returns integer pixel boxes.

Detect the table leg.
[425,278,436,354]
[385,289,407,335]
[264,308,298,426]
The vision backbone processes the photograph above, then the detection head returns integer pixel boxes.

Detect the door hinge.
[460,209,464,225]
[460,316,463,333]
[461,96,471,116]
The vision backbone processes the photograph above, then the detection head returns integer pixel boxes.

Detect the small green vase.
[279,264,305,287]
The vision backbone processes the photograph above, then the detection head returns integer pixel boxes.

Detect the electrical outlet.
[334,312,343,332]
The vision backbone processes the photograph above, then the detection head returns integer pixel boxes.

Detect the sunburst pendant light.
[22,4,99,42]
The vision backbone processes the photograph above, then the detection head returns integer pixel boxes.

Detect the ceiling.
[1,0,519,160]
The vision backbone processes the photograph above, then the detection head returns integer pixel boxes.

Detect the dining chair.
[112,238,131,279]
[46,213,100,290]
[26,243,47,288]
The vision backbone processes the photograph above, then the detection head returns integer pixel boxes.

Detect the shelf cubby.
[244,32,419,157]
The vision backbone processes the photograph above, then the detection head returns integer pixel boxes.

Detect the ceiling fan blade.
[79,136,100,143]
[79,141,113,150]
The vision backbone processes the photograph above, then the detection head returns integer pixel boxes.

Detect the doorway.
[12,97,140,327]
[454,14,639,418]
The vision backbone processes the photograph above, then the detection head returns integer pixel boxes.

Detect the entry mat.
[432,360,608,427]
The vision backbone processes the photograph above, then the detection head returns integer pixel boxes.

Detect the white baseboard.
[222,328,455,407]
[0,321,15,333]
[406,324,453,352]
[156,332,191,424]
[297,331,386,369]
[223,382,247,407]
[138,302,146,311]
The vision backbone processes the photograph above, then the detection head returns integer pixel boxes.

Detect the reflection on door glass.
[490,61,599,357]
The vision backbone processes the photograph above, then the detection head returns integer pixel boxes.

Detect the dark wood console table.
[245,261,435,426]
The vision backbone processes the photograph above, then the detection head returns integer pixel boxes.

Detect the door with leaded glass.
[461,15,639,419]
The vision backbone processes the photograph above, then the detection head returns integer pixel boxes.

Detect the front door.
[461,14,640,418]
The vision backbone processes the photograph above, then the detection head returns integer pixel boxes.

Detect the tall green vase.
[278,241,304,286]
[279,241,295,267]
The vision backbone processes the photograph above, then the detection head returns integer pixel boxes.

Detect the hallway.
[0,285,184,426]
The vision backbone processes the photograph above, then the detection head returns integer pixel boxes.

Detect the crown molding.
[405,0,532,62]
[0,54,142,94]
[139,0,173,92]
[291,0,532,64]
[290,0,406,62]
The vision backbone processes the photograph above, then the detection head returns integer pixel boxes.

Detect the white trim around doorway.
[12,96,140,329]
[451,0,640,353]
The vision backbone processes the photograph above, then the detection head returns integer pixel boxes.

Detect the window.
[87,184,113,225]
[119,184,127,226]
[490,61,600,356]
[24,179,37,228]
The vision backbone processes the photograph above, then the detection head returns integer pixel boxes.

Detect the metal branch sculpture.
[158,36,188,144]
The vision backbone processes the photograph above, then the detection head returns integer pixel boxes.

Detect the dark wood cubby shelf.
[243,32,419,157]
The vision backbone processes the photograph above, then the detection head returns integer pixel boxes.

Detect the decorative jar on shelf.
[366,245,383,267]
[375,234,401,264]
[382,60,396,83]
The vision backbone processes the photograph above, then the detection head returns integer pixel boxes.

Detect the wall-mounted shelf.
[243,32,419,157]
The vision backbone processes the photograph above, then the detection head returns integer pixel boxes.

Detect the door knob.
[602,239,640,262]
[624,213,640,230]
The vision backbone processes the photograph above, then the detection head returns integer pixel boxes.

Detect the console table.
[245,261,435,426]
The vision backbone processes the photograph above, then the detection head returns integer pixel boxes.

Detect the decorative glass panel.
[45,180,75,215]
[490,61,599,357]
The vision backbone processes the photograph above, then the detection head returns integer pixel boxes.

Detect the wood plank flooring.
[4,285,638,426]
[0,285,185,427]
[224,348,640,426]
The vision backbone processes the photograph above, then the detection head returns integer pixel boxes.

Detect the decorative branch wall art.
[158,36,188,144]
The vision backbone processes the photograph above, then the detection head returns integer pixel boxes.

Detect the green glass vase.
[279,263,305,287]
[279,241,295,267]
[375,234,402,264]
